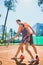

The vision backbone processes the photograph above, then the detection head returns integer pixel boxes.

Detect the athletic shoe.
[11,57,17,60]
[36,55,39,64]
[36,55,39,61]
[28,59,35,63]
[19,55,25,59]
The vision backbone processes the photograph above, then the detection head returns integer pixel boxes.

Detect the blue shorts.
[29,34,33,45]
[22,36,29,44]
[21,34,33,45]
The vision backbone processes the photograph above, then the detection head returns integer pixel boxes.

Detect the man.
[8,19,39,63]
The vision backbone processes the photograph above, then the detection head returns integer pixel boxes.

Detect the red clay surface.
[0,45,43,65]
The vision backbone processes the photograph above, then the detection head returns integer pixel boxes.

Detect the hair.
[21,23,24,27]
[16,19,21,22]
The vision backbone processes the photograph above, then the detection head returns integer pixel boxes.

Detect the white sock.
[31,58,34,61]
[36,54,38,56]
[21,53,23,55]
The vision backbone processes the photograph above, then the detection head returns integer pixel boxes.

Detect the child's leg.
[15,43,24,57]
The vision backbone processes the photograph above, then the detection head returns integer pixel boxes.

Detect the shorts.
[21,36,29,44]
[29,34,33,45]
[21,34,33,45]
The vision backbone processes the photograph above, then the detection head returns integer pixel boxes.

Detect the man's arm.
[7,32,20,42]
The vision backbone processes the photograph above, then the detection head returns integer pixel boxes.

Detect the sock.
[21,53,23,55]
[36,54,38,56]
[31,58,34,61]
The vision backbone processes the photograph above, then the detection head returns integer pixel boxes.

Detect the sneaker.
[11,57,17,60]
[36,55,39,60]
[28,59,35,63]
[20,55,25,59]
[36,55,39,63]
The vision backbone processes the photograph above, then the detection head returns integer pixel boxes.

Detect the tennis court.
[0,45,43,65]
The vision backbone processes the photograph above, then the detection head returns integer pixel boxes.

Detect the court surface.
[0,45,43,65]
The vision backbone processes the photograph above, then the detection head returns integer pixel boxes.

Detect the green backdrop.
[33,36,43,45]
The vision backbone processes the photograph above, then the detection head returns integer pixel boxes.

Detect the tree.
[38,0,43,12]
[9,28,13,43]
[9,28,13,38]
[2,0,18,40]
[13,30,16,43]
[4,32,8,41]
[13,30,16,35]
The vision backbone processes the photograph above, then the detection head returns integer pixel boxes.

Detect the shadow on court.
[28,63,39,65]
[28,61,39,65]
[0,46,43,65]
[14,58,39,65]
[0,61,2,65]
[12,58,26,65]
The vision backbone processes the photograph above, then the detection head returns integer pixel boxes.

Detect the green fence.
[33,36,43,45]
[0,36,43,46]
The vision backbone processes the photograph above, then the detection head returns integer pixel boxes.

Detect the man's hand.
[6,32,20,43]
[7,37,14,43]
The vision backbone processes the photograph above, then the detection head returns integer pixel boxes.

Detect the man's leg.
[25,43,35,63]
[30,34,38,57]
[31,44,37,54]
[21,44,24,54]
[30,34,39,62]
[25,43,34,59]
[31,44,39,61]
[15,43,24,57]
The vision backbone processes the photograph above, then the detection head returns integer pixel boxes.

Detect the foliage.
[4,0,18,11]
[38,0,43,12]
